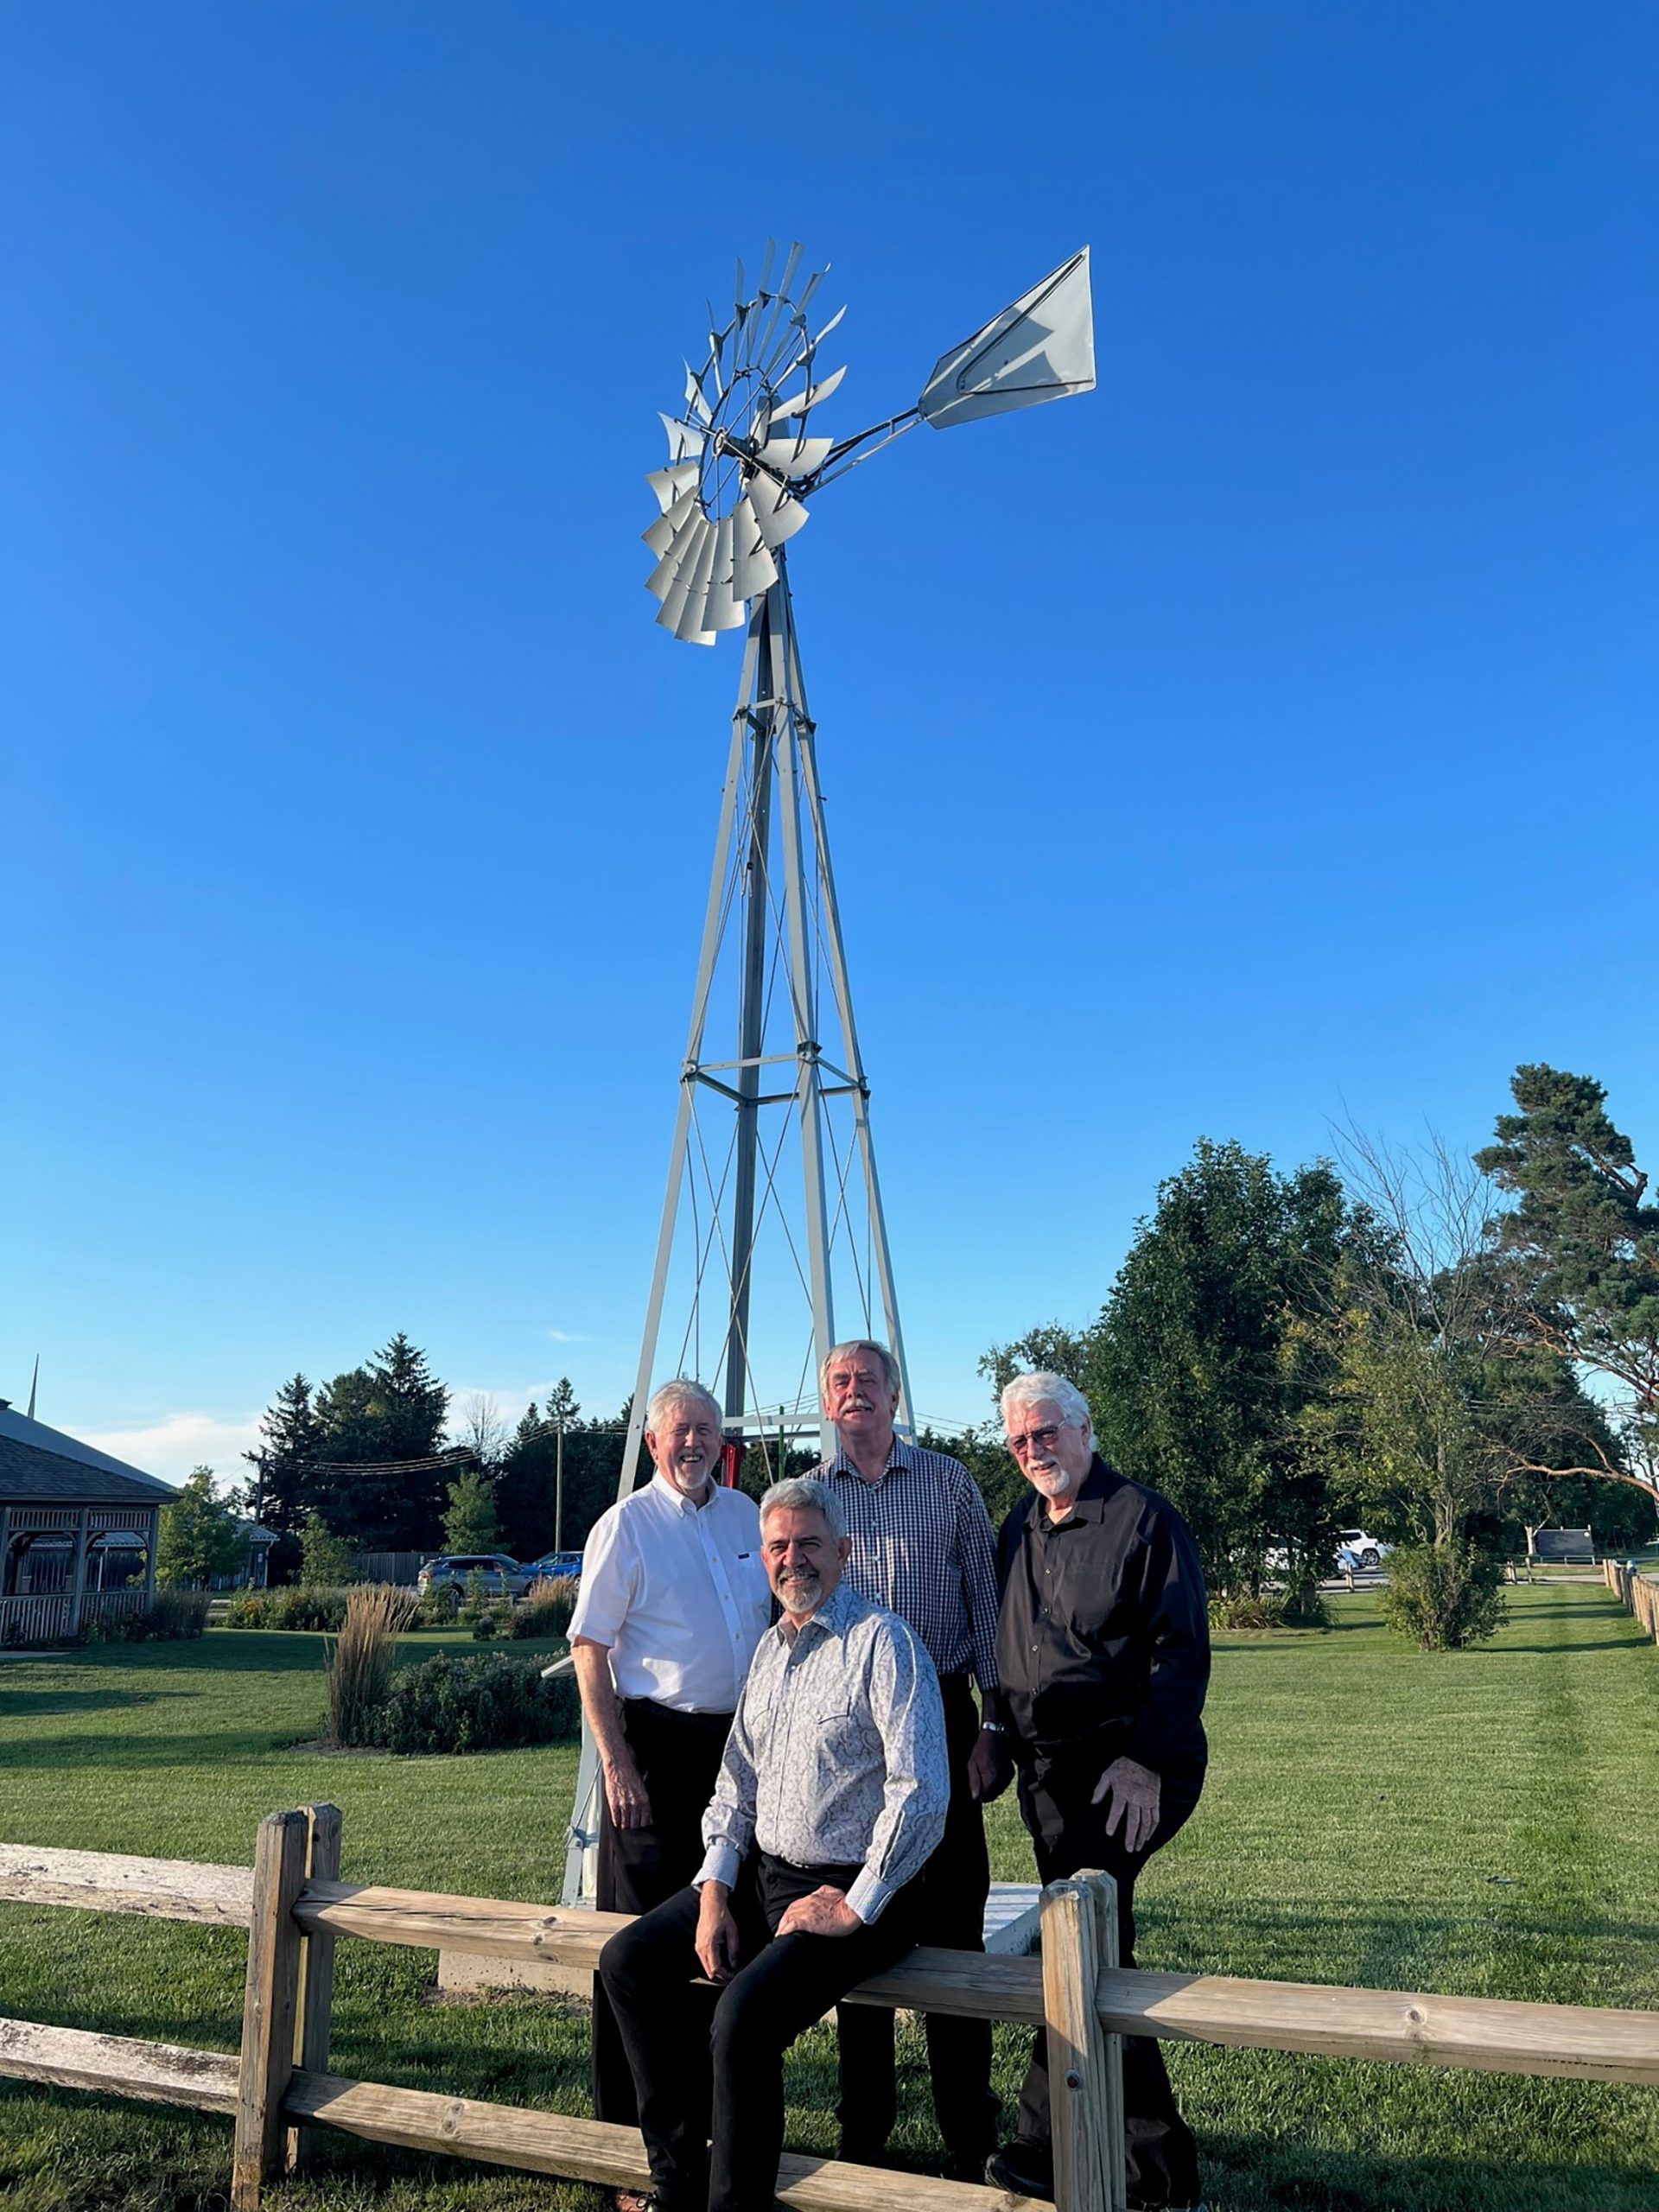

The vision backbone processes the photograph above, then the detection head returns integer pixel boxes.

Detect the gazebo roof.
[0,1406,174,1509]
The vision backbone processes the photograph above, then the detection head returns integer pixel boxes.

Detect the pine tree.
[1477,1064,1659,1498]
[443,1471,501,1553]
[243,1375,320,1537]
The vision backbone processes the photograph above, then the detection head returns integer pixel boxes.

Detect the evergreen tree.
[242,1375,319,1537]
[1477,1065,1659,1500]
[443,1471,502,1553]
[156,1468,246,1588]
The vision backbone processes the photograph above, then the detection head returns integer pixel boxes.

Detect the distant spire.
[26,1355,38,1421]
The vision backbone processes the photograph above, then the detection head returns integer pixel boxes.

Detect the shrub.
[1380,1542,1508,1650]
[1209,1591,1289,1631]
[506,1575,579,1640]
[415,1580,461,1629]
[84,1590,212,1643]
[370,1650,581,1754]
[326,1585,416,1747]
[222,1583,417,1634]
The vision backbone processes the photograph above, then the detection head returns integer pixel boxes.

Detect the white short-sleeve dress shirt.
[569,1474,772,1714]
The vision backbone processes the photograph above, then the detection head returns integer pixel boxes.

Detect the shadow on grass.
[1197,2124,1657,2210]
[0,1688,167,1715]
[0,1727,319,1768]
[1494,1638,1644,1655]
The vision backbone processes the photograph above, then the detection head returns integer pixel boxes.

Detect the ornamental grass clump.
[325,1585,419,1746]
[505,1574,579,1640]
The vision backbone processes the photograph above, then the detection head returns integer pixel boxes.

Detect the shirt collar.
[650,1469,715,1516]
[773,1576,861,1644]
[1031,1454,1118,1529]
[823,1433,918,1484]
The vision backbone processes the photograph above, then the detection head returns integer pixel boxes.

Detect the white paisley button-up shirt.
[695,1580,949,1924]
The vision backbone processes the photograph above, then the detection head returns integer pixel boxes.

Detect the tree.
[1477,1065,1659,1503]
[156,1468,245,1588]
[308,1334,455,1550]
[1087,1141,1351,1594]
[299,1512,358,1586]
[242,1375,319,1538]
[453,1394,510,1472]
[443,1470,501,1553]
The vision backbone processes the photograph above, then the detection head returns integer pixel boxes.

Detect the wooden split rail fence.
[1605,1558,1659,1641]
[5,1813,1659,2212]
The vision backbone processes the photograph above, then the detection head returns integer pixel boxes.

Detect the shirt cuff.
[844,1867,892,1924]
[695,1842,741,1893]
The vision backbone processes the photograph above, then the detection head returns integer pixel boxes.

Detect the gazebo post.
[68,1506,90,1637]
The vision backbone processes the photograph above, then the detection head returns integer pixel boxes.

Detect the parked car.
[1335,1529,1389,1571]
[524,1550,583,1584]
[415,1553,533,1599]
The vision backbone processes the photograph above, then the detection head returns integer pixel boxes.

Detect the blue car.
[525,1550,583,1584]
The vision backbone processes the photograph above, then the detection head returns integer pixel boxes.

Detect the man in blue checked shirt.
[597,1476,949,2212]
[815,1338,1011,2179]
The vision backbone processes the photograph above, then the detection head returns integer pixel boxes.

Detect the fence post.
[1040,1871,1127,2212]
[232,1810,309,2211]
[285,1802,342,2174]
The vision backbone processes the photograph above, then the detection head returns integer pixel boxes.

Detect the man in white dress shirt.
[570,1378,772,2126]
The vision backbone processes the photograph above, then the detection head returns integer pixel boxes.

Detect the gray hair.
[1000,1370,1091,1434]
[758,1476,846,1542]
[645,1378,723,1433]
[819,1338,901,1395]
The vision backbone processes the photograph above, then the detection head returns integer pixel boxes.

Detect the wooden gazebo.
[0,1402,168,1645]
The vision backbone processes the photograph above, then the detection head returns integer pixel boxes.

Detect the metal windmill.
[561,242,1095,1906]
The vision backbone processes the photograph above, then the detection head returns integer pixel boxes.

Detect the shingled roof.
[0,1406,175,1508]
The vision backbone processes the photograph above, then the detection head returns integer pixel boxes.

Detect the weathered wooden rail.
[5,1815,1659,2209]
[1605,1557,1659,1642]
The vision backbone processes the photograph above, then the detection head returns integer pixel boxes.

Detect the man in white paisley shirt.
[597,1476,949,2212]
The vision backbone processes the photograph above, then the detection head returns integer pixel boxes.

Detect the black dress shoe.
[983,2139,1054,2201]
[836,2137,889,2170]
[944,2145,999,2183]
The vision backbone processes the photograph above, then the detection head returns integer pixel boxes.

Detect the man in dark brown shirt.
[985,1371,1211,2212]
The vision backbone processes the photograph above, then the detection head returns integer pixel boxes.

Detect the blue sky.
[4,2,1654,1484]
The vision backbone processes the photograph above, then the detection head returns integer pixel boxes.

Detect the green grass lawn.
[2,1586,1656,2212]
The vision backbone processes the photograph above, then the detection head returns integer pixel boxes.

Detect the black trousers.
[833,1672,997,2161]
[591,1697,734,2125]
[1015,1742,1206,2210]
[599,1853,925,2212]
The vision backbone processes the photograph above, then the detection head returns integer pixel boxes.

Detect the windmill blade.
[642,485,701,559]
[734,256,745,313]
[768,363,847,420]
[759,237,776,295]
[645,460,700,515]
[918,246,1096,429]
[670,520,721,641]
[658,514,718,635]
[767,302,847,391]
[729,497,779,600]
[699,515,748,633]
[645,515,701,600]
[660,413,703,463]
[683,364,713,423]
[645,503,709,601]
[748,473,809,549]
[757,435,834,480]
